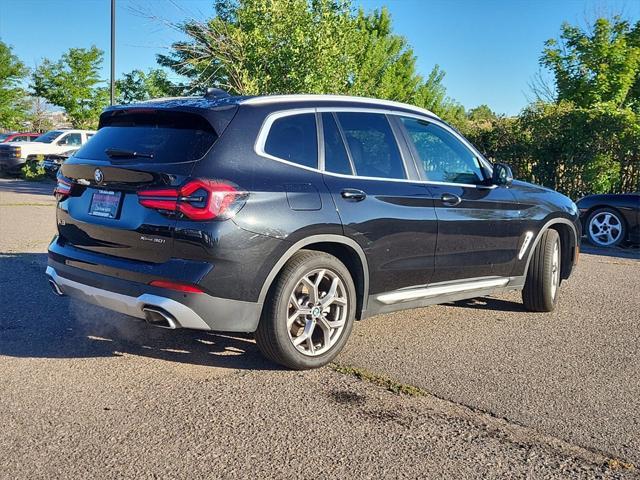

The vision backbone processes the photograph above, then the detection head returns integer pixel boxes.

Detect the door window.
[322,113,352,175]
[59,133,82,146]
[400,117,486,185]
[264,113,317,169]
[335,112,406,179]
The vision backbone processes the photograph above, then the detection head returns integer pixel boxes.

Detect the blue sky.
[1,0,639,115]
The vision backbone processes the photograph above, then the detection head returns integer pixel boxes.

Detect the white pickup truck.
[0,129,95,175]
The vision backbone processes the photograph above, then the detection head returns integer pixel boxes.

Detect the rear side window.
[335,112,405,179]
[264,113,318,168]
[74,110,217,163]
[322,113,352,175]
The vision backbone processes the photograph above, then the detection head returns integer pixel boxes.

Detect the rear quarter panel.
[186,104,344,302]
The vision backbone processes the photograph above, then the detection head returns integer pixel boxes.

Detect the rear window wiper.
[105,148,154,159]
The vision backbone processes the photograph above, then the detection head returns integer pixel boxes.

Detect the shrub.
[21,157,46,181]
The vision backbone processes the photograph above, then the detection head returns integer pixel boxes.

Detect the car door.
[396,115,523,284]
[320,110,437,297]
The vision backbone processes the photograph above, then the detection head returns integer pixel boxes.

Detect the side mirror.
[492,163,513,186]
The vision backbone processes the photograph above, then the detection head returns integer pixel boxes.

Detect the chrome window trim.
[254,106,497,190]
[254,108,320,172]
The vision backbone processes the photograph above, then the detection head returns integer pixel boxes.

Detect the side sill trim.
[376,277,510,305]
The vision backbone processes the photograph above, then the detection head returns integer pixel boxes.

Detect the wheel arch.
[257,235,370,320]
[524,218,579,281]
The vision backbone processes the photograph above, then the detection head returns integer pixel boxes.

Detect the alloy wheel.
[588,211,623,246]
[287,268,348,356]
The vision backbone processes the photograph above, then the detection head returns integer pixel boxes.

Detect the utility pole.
[110,0,116,105]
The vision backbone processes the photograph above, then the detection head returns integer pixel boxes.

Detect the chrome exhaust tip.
[48,278,65,296]
[142,306,179,329]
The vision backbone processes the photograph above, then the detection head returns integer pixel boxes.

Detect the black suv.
[46,92,580,369]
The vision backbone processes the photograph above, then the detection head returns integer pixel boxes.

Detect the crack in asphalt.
[329,362,637,474]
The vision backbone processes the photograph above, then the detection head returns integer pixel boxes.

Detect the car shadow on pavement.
[0,178,56,197]
[580,243,640,260]
[0,252,279,371]
[447,296,526,313]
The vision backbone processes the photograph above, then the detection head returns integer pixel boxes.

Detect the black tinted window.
[322,113,352,175]
[264,113,317,169]
[35,130,64,143]
[74,111,217,163]
[335,112,405,179]
[401,117,485,184]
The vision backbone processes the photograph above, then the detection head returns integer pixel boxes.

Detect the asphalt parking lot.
[0,178,638,479]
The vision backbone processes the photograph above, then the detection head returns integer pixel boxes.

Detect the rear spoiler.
[99,101,239,138]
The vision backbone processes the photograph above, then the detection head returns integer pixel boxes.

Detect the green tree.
[32,46,108,129]
[541,16,640,109]
[116,68,181,103]
[467,105,497,123]
[462,16,640,198]
[158,0,461,123]
[0,40,30,130]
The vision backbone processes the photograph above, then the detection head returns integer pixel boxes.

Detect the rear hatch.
[56,107,230,263]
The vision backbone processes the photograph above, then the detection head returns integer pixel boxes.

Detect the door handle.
[441,193,462,206]
[341,188,367,202]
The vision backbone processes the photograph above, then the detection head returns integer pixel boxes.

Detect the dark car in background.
[577,193,640,247]
[46,92,580,369]
[0,132,39,143]
[41,150,76,178]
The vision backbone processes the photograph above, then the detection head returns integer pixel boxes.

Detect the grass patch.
[330,363,427,397]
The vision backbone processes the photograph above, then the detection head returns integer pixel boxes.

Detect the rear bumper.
[46,261,262,333]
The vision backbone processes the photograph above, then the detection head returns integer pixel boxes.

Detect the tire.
[585,208,626,247]
[255,250,356,370]
[522,229,561,312]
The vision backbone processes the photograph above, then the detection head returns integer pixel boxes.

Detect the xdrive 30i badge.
[140,235,166,244]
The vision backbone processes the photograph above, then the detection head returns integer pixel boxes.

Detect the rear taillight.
[137,179,246,221]
[54,177,73,200]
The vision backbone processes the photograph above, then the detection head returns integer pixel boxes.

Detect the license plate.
[89,190,122,219]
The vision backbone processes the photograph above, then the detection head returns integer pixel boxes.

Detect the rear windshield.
[35,131,64,143]
[74,110,217,163]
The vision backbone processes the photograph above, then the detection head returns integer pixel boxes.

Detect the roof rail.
[204,88,231,100]
[240,94,440,119]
